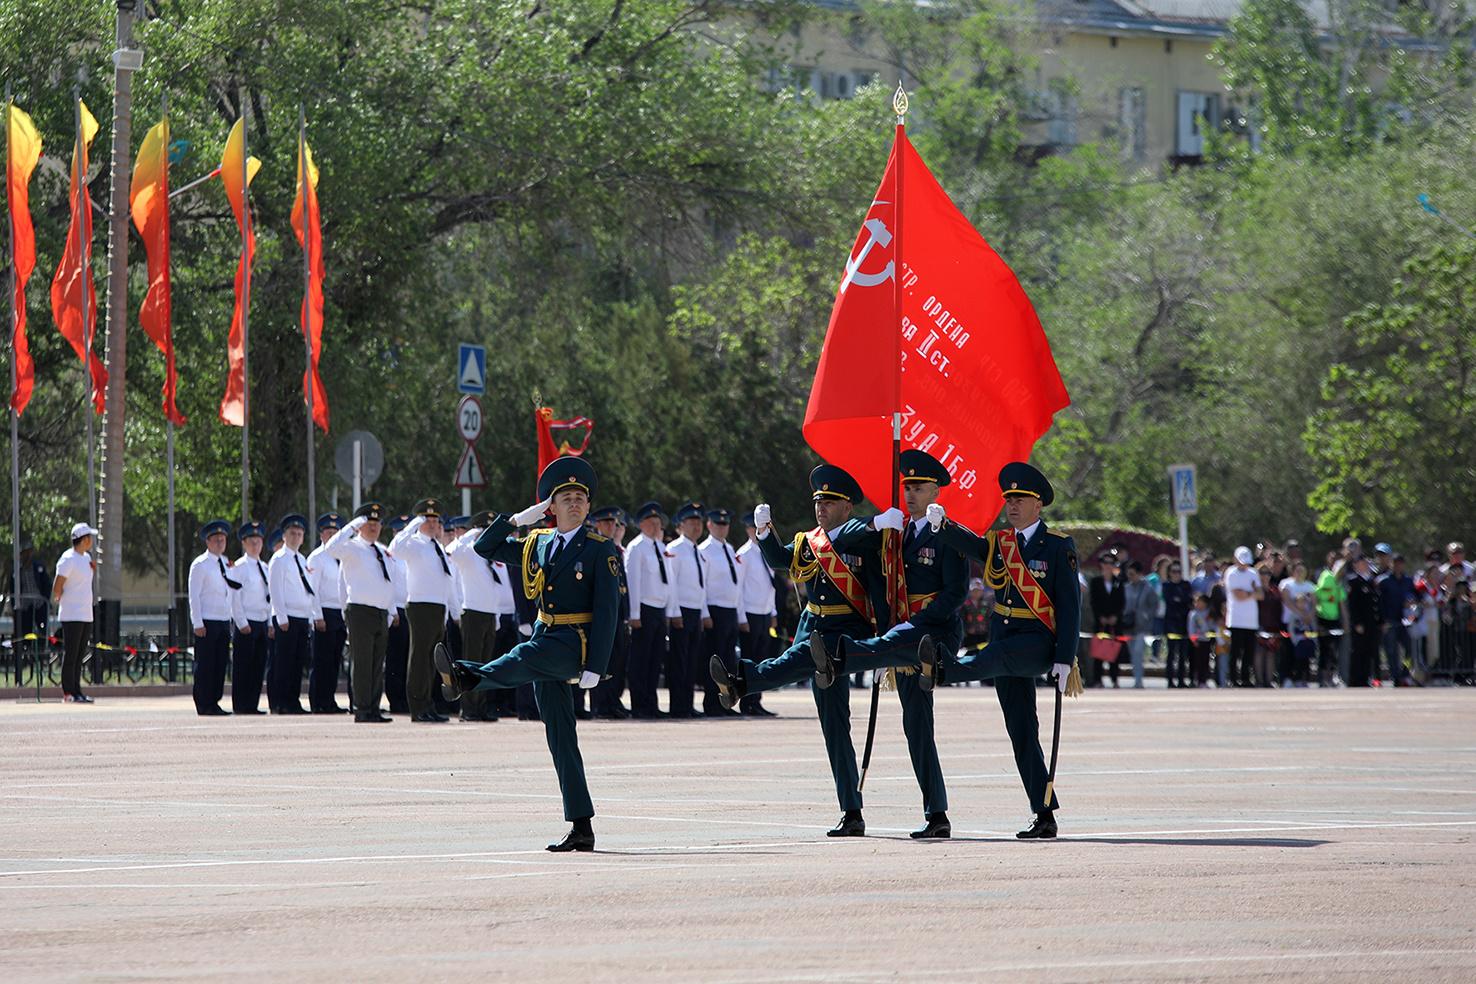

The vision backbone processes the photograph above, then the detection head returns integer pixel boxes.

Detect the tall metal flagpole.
[75,86,97,539]
[859,83,910,792]
[163,92,177,648]
[8,85,23,662]
[239,91,251,523]
[300,105,315,523]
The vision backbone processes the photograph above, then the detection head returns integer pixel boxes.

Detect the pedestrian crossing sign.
[458,344,486,395]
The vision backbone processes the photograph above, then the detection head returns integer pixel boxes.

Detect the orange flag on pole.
[130,116,186,426]
[290,131,328,432]
[803,127,1069,532]
[217,118,259,427]
[50,98,108,415]
[7,101,41,415]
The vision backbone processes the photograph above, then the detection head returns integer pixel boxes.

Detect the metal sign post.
[454,394,487,512]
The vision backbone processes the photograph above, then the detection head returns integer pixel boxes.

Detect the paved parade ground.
[2,685,1473,983]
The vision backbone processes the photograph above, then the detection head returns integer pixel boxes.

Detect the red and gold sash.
[799,527,874,627]
[991,530,1057,633]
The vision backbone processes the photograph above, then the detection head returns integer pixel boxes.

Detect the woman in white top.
[51,522,98,703]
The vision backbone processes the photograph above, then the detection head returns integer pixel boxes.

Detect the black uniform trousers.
[384,607,410,712]
[60,620,91,698]
[666,606,703,717]
[309,607,347,711]
[344,603,389,716]
[271,616,310,713]
[192,619,232,714]
[701,605,741,715]
[405,601,447,717]
[231,619,270,713]
[593,622,630,716]
[490,615,522,716]
[626,604,667,716]
[458,610,498,719]
[737,611,774,714]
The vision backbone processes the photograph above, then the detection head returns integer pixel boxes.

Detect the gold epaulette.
[586,531,609,543]
[1048,529,1069,538]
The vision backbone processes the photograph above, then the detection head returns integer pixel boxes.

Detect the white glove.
[891,620,914,634]
[578,671,600,689]
[348,515,367,529]
[873,507,906,531]
[511,496,553,527]
[1053,663,1072,693]
[926,503,947,531]
[754,503,771,529]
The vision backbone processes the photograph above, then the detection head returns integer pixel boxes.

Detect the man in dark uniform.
[438,458,620,852]
[590,505,631,719]
[922,461,1080,839]
[709,464,890,837]
[809,449,968,839]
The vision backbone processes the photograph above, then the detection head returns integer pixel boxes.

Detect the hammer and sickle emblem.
[839,215,895,293]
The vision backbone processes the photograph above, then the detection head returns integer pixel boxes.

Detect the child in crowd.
[1187,593,1213,688]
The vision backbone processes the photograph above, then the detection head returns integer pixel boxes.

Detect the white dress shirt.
[624,532,672,612]
[188,549,238,628]
[665,534,710,618]
[447,528,507,615]
[389,517,461,616]
[231,554,272,627]
[269,545,322,626]
[736,538,778,616]
[325,518,395,611]
[698,535,746,622]
[389,553,409,611]
[306,541,342,610]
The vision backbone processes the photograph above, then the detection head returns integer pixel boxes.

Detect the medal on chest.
[575,561,584,580]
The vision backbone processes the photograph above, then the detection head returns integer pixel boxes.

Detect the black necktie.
[693,542,703,588]
[724,543,736,584]
[294,553,315,596]
[904,523,916,550]
[258,560,271,603]
[550,535,565,567]
[653,540,667,583]
[432,538,451,576]
[371,543,390,581]
[487,558,502,583]
[218,557,241,590]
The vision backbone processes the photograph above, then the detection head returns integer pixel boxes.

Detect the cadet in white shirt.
[590,506,632,719]
[735,512,779,717]
[306,512,348,714]
[268,514,320,714]
[188,519,238,716]
[388,498,461,722]
[698,508,746,717]
[623,501,671,719]
[326,502,396,722]
[665,501,712,718]
[230,521,273,714]
[51,522,98,703]
[447,510,509,722]
[383,514,412,713]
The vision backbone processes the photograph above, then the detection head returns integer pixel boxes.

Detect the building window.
[1176,91,1219,157]
[1119,87,1146,162]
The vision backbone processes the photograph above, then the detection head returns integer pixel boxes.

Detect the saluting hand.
[926,503,946,531]
[754,503,771,531]
[512,496,554,527]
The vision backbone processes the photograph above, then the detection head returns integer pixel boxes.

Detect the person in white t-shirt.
[51,522,98,703]
[1223,546,1264,688]
[1279,562,1318,687]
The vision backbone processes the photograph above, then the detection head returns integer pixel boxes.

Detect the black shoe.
[198,706,231,716]
[517,711,542,721]
[911,813,951,839]
[827,814,865,837]
[355,713,393,723]
[411,712,449,723]
[435,642,471,700]
[708,655,745,710]
[704,706,741,718]
[546,828,595,852]
[919,635,937,692]
[312,705,348,715]
[275,704,307,715]
[810,630,836,689]
[740,703,777,717]
[1017,811,1057,839]
[234,709,267,715]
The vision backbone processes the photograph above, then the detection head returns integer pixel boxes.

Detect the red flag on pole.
[803,128,1069,532]
[7,101,41,415]
[130,115,186,426]
[290,131,328,432]
[535,407,593,475]
[217,118,258,427]
[50,98,107,415]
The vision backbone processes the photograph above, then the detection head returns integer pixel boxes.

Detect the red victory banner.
[217,117,259,427]
[291,128,328,432]
[804,125,1069,532]
[7,101,41,414]
[130,115,186,426]
[50,97,108,415]
[535,406,593,475]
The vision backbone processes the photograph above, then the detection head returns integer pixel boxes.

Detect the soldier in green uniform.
[922,461,1081,839]
[436,457,620,852]
[808,449,968,839]
[709,464,890,837]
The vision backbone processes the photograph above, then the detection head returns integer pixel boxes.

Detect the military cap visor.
[412,498,445,518]
[998,461,1054,506]
[238,521,266,541]
[387,514,412,532]
[590,506,623,523]
[634,501,666,523]
[317,512,344,531]
[280,513,309,531]
[266,528,284,548]
[198,520,231,541]
[706,508,733,524]
[468,510,496,528]
[674,501,706,522]
[899,449,951,486]
[354,502,386,522]
[537,457,597,502]
[810,464,863,503]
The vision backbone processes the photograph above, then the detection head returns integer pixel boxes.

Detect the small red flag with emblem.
[50,98,108,415]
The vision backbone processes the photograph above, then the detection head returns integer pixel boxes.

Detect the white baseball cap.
[1234,545,1253,565]
[70,522,99,540]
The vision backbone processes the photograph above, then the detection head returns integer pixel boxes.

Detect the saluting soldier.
[666,501,711,718]
[807,449,967,838]
[229,521,273,715]
[437,458,620,852]
[734,512,778,717]
[446,511,504,722]
[268,514,319,714]
[923,462,1081,839]
[306,513,349,714]
[699,507,746,717]
[623,501,671,719]
[710,465,889,836]
[188,519,238,717]
[325,502,397,722]
[389,499,462,723]
[383,514,412,714]
[590,505,631,720]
